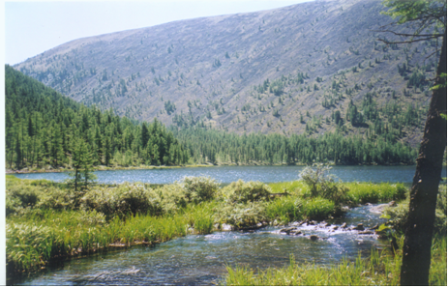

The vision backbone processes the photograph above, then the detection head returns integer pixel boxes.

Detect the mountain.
[13,0,439,147]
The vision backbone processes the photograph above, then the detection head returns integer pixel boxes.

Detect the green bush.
[37,187,74,211]
[5,183,39,214]
[221,180,272,204]
[181,176,219,203]
[215,202,267,228]
[81,182,162,217]
[155,183,189,213]
[299,164,347,203]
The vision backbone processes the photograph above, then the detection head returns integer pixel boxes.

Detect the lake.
[13,165,447,184]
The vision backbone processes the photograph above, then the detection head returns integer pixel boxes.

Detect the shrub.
[37,187,74,211]
[81,182,162,217]
[299,164,346,203]
[156,183,189,213]
[6,183,39,213]
[181,176,219,203]
[221,180,272,204]
[215,202,267,228]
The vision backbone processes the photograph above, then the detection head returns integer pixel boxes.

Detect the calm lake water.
[13,165,448,184]
[17,205,387,286]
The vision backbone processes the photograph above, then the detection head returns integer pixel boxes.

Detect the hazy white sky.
[5,0,312,65]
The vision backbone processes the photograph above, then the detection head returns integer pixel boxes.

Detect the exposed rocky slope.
[14,0,439,146]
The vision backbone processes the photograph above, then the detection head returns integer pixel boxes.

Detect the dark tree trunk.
[400,30,447,286]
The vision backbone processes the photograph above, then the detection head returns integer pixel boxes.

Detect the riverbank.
[6,174,412,283]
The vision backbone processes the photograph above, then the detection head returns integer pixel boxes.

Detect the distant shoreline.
[5,162,418,175]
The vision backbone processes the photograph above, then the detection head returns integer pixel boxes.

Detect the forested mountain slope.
[13,0,440,147]
[5,66,418,168]
[5,65,188,170]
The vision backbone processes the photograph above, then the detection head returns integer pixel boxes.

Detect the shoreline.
[5,162,416,175]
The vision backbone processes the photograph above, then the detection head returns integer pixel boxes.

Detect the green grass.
[6,209,190,273]
[344,182,407,205]
[267,181,308,194]
[3,176,416,277]
[224,236,447,286]
[265,196,303,224]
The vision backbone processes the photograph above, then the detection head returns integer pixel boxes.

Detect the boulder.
[358,231,374,235]
[310,235,319,241]
[290,230,302,235]
[341,222,347,229]
[332,226,339,230]
[353,223,365,231]
[308,220,317,225]
[280,227,297,234]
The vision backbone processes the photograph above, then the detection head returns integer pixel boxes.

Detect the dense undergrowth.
[6,173,411,278]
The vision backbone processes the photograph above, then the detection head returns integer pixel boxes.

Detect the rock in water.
[310,235,319,241]
[353,223,365,231]
[280,227,297,234]
[341,222,347,229]
[358,231,374,235]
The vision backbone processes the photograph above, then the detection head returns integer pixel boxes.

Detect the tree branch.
[378,37,439,45]
[372,29,444,38]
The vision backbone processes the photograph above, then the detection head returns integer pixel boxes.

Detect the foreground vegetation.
[6,171,410,278]
[223,181,447,286]
[225,236,446,286]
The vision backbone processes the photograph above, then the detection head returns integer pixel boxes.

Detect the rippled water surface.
[14,165,447,184]
[18,206,388,286]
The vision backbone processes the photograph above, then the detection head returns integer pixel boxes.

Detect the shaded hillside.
[14,0,439,147]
